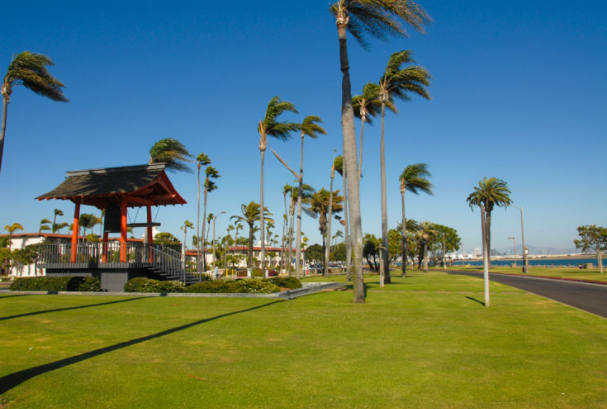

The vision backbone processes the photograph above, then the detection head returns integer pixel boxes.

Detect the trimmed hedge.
[267,277,302,289]
[10,276,101,292]
[123,278,184,293]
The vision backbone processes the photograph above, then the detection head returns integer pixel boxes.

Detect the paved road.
[448,270,607,319]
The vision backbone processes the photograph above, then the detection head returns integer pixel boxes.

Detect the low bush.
[157,280,185,293]
[236,279,279,293]
[187,280,241,293]
[124,278,184,293]
[266,277,302,290]
[10,276,101,292]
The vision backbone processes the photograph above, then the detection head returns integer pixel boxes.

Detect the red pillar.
[147,205,153,263]
[120,197,128,262]
[102,231,109,263]
[71,200,81,263]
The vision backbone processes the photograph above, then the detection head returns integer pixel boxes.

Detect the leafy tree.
[329,0,430,302]
[397,219,420,268]
[363,233,380,272]
[466,177,512,267]
[149,138,193,173]
[574,225,607,274]
[332,242,347,262]
[258,96,299,277]
[196,152,212,273]
[309,188,343,276]
[305,244,324,266]
[154,232,181,246]
[1,52,68,184]
[231,201,273,269]
[416,221,438,272]
[399,163,433,276]
[427,224,461,266]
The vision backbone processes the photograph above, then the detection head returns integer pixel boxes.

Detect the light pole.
[508,236,516,267]
[212,211,226,272]
[508,205,529,273]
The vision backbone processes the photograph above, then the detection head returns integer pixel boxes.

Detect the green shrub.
[186,281,241,293]
[123,277,161,292]
[10,276,100,292]
[236,279,279,293]
[266,277,302,289]
[251,268,263,278]
[157,280,185,293]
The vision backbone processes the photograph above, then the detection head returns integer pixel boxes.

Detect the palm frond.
[6,51,68,102]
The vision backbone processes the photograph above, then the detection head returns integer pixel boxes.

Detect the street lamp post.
[508,236,516,267]
[509,205,529,273]
[212,211,226,274]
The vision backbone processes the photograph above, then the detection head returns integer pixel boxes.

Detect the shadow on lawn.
[0,297,150,322]
[0,294,31,300]
[466,296,485,307]
[0,299,283,395]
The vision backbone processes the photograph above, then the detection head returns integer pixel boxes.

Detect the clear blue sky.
[1,0,605,253]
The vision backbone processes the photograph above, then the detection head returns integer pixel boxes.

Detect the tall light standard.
[212,211,226,271]
[508,205,529,273]
[508,236,516,267]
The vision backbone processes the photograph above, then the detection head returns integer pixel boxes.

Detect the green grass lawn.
[1,272,607,408]
[441,265,607,283]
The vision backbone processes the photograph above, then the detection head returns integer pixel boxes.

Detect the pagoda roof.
[36,163,186,208]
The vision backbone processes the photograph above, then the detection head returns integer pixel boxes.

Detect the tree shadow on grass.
[0,299,283,395]
[0,294,31,300]
[0,297,150,322]
[466,296,485,307]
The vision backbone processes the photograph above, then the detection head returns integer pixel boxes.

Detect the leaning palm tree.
[149,138,193,173]
[1,52,68,184]
[295,115,326,278]
[201,166,220,271]
[281,183,294,273]
[399,163,433,276]
[289,184,315,278]
[309,188,344,277]
[378,50,431,284]
[466,177,513,267]
[52,208,64,233]
[329,0,431,303]
[195,153,212,274]
[39,218,52,233]
[231,202,273,270]
[4,222,23,251]
[258,96,299,277]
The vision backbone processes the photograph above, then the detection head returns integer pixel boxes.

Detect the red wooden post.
[147,205,153,263]
[120,197,128,262]
[71,200,81,263]
[102,231,109,263]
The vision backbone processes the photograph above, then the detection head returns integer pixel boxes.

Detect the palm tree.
[231,202,273,270]
[378,50,431,284]
[196,153,212,274]
[4,222,23,251]
[417,221,437,272]
[289,184,315,278]
[201,166,220,271]
[295,115,326,278]
[78,214,98,243]
[324,152,338,277]
[1,52,68,183]
[258,96,299,278]
[333,155,352,280]
[39,218,51,233]
[329,0,430,302]
[281,183,293,273]
[466,177,513,267]
[309,188,344,277]
[54,222,69,234]
[399,163,433,276]
[52,208,64,233]
[149,138,193,173]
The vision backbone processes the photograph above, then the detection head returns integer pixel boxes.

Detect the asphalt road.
[448,270,607,319]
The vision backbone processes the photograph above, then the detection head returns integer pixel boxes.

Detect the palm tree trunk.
[289,204,295,277]
[485,209,492,268]
[598,250,604,274]
[202,188,208,272]
[358,118,365,183]
[401,188,407,277]
[282,193,287,274]
[337,20,364,303]
[342,166,352,281]
[197,166,201,274]
[423,242,429,272]
[260,148,266,278]
[0,95,9,180]
[324,171,334,278]
[248,223,254,269]
[295,134,305,279]
[380,102,390,284]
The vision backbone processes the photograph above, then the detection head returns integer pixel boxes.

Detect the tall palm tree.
[324,152,338,277]
[258,97,299,277]
[466,177,512,267]
[196,153,212,273]
[52,208,64,234]
[329,0,430,302]
[309,188,344,277]
[149,138,193,173]
[281,183,294,273]
[4,222,23,251]
[399,163,433,276]
[1,52,68,183]
[333,155,352,280]
[39,218,51,233]
[231,202,273,270]
[289,184,315,278]
[378,50,431,284]
[78,214,98,243]
[295,115,326,278]
[201,166,220,271]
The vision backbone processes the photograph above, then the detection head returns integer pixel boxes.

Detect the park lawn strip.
[443,266,607,284]
[0,275,606,408]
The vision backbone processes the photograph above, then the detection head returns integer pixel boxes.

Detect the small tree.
[574,225,607,274]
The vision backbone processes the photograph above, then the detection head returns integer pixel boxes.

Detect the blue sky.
[1,0,605,253]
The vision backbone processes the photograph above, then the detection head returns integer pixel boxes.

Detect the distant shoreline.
[463,254,598,261]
